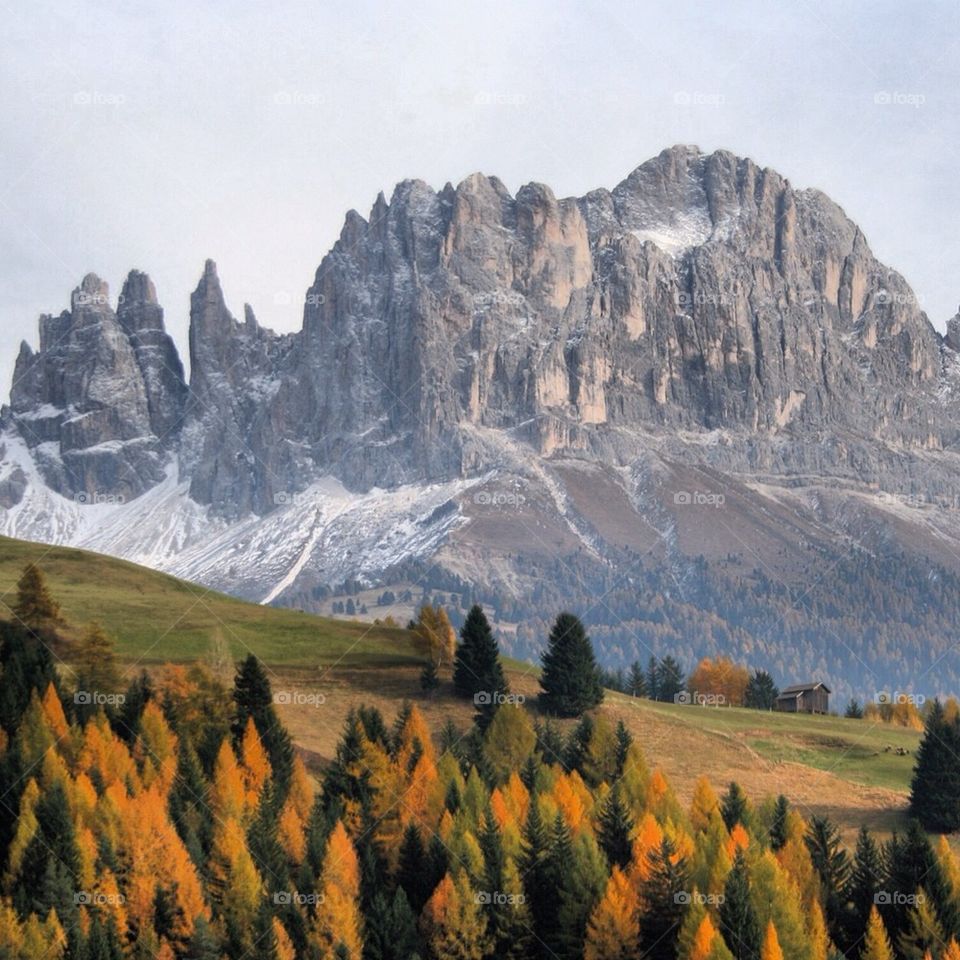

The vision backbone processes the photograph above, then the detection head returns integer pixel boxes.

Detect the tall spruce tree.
[453,605,506,701]
[744,670,779,710]
[640,837,690,960]
[539,612,604,717]
[769,795,789,852]
[720,850,762,960]
[721,782,749,831]
[842,826,884,955]
[597,785,634,869]
[627,661,647,698]
[232,654,293,792]
[805,815,850,943]
[909,700,960,832]
[656,655,685,702]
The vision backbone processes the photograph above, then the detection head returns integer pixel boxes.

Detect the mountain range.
[5,144,960,700]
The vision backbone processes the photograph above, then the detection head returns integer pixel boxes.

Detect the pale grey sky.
[2,0,959,393]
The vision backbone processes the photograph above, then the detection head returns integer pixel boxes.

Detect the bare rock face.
[8,146,960,516]
[179,260,297,518]
[117,270,188,443]
[8,272,185,500]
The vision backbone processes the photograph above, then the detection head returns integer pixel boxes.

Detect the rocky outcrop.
[8,146,960,514]
[8,272,185,501]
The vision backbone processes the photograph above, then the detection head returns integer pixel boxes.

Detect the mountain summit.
[4,146,960,697]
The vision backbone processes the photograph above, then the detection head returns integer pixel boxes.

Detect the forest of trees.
[2,565,960,959]
[374,544,960,705]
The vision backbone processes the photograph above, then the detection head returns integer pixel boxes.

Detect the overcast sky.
[2,0,959,393]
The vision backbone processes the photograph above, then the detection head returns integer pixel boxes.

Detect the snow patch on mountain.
[0,430,482,604]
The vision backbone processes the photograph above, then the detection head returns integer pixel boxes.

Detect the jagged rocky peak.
[117,269,188,443]
[8,271,180,500]
[6,147,960,519]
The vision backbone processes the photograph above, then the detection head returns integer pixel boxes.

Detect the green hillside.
[0,535,419,666]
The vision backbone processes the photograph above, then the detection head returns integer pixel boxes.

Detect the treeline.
[599,656,780,710]
[383,544,960,704]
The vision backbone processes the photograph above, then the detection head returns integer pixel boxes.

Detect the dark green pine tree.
[539,612,604,717]
[640,836,690,960]
[597,785,634,869]
[453,604,507,699]
[184,915,223,960]
[543,813,587,960]
[169,739,212,866]
[14,783,81,919]
[720,781,749,831]
[744,670,779,710]
[419,658,440,696]
[805,815,850,944]
[0,620,61,734]
[655,655,685,703]
[479,807,509,953]
[535,719,565,767]
[563,714,594,774]
[247,784,290,896]
[909,700,960,832]
[627,660,647,698]
[769,795,789,852]
[363,888,420,960]
[841,826,884,955]
[719,850,762,960]
[322,711,373,815]
[614,720,633,777]
[86,913,124,960]
[646,656,660,701]
[884,820,959,943]
[231,654,293,791]
[519,800,553,959]
[113,670,154,744]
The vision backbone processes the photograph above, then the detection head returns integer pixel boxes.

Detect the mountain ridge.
[4,144,960,700]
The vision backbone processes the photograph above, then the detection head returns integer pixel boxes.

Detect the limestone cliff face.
[7,146,958,514]
[8,272,184,500]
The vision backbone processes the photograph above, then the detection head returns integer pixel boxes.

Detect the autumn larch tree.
[539,612,603,717]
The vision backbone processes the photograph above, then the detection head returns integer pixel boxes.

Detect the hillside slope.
[0,535,919,839]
